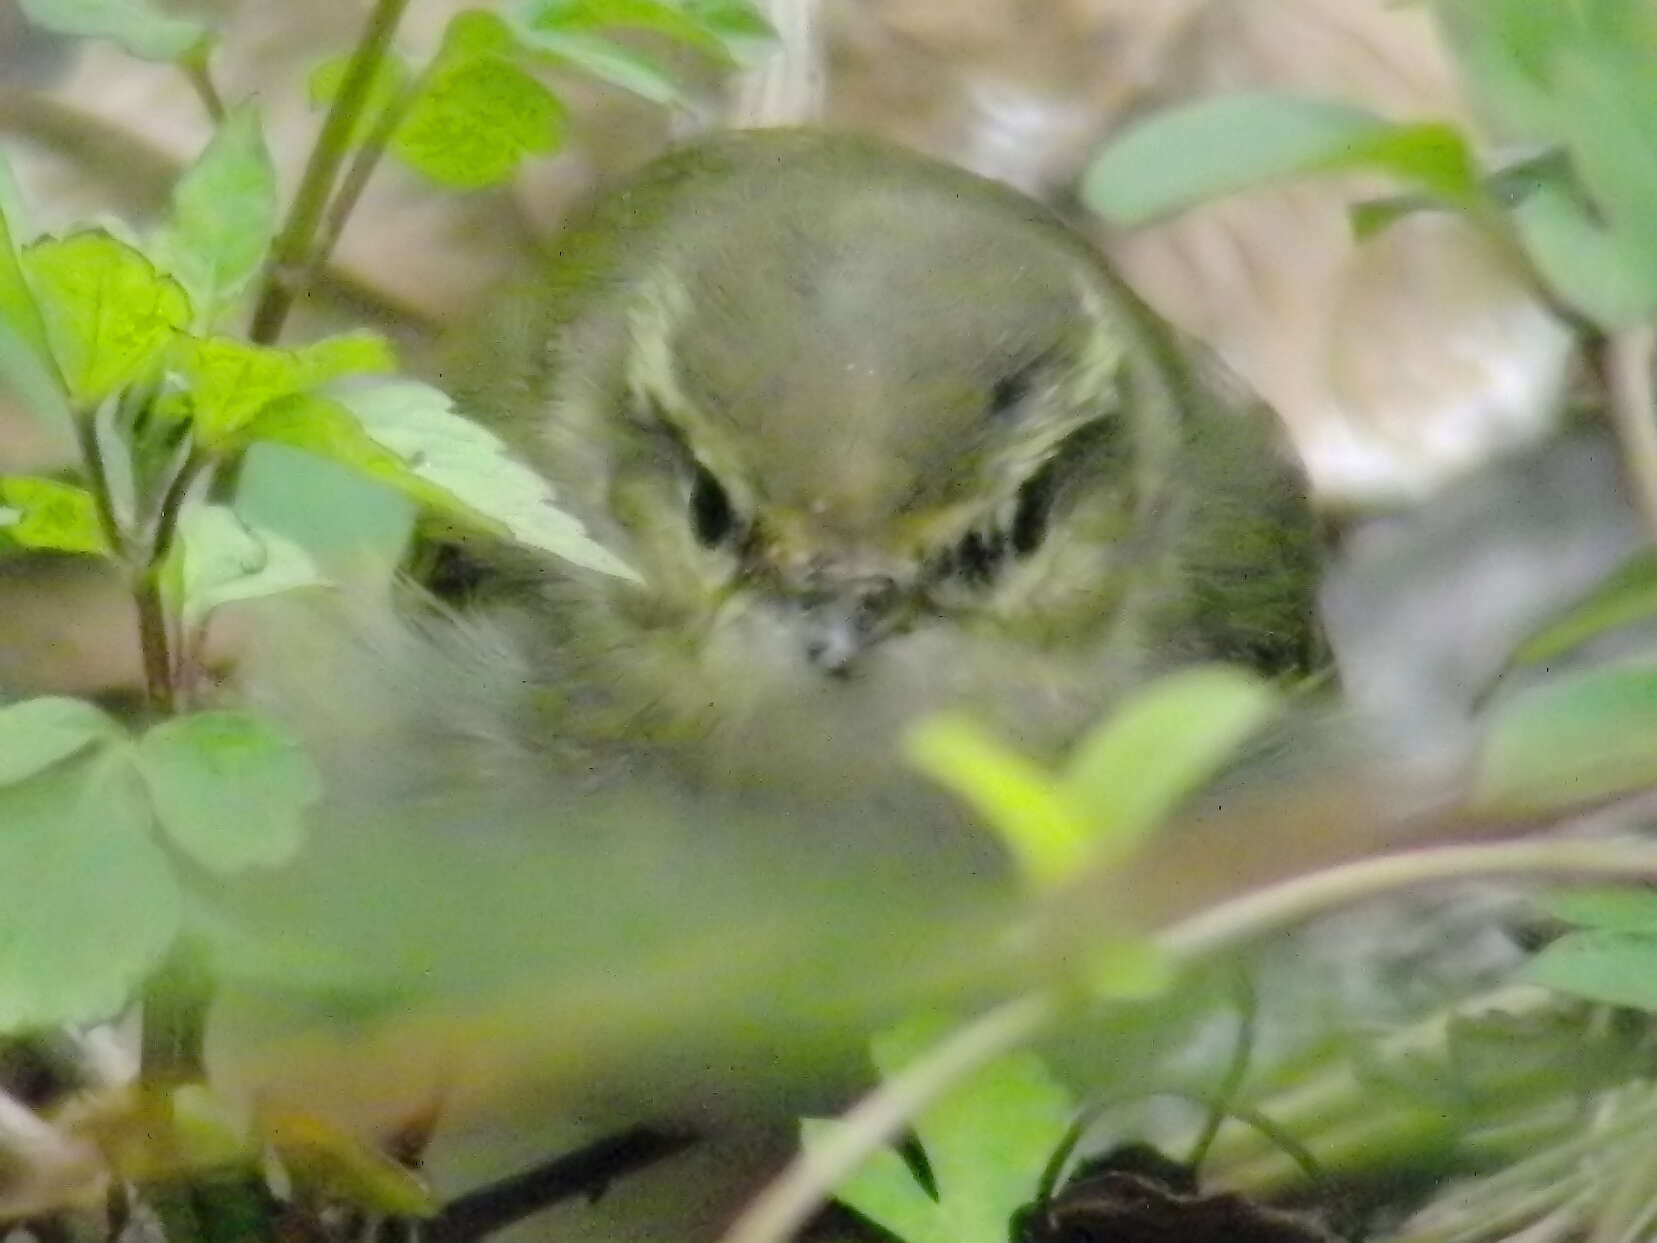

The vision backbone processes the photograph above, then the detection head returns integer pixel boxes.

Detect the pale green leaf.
[17,0,209,62]
[513,26,684,104]
[392,56,565,189]
[1540,887,1657,935]
[0,756,179,1030]
[1523,930,1657,1011]
[1513,550,1657,666]
[167,504,325,632]
[246,381,639,580]
[905,715,1088,888]
[0,154,67,424]
[806,1013,1074,1243]
[0,695,121,786]
[136,710,320,874]
[23,232,191,406]
[0,475,110,555]
[1062,665,1277,862]
[1512,179,1657,327]
[1474,665,1657,814]
[156,103,277,326]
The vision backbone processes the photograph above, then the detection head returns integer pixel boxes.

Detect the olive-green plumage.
[434,128,1319,800]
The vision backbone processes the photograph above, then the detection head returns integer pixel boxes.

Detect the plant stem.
[1602,325,1657,547]
[140,941,211,1085]
[717,838,1657,1243]
[248,0,413,345]
[179,54,225,124]
[308,75,422,277]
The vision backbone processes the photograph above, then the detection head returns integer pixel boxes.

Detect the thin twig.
[179,55,226,124]
[424,1126,699,1243]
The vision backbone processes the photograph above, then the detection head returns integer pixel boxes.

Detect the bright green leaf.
[1539,887,1657,935]
[437,8,519,60]
[1523,930,1657,1011]
[1062,665,1277,863]
[17,0,210,62]
[136,710,320,874]
[513,26,684,104]
[0,476,110,555]
[683,0,774,56]
[1473,665,1657,815]
[0,149,35,248]
[0,154,67,425]
[392,56,565,189]
[156,103,277,327]
[23,232,191,407]
[805,1013,1074,1243]
[906,715,1089,888]
[0,757,179,1030]
[307,50,411,148]
[246,381,639,580]
[0,695,120,786]
[166,504,325,632]
[167,331,395,446]
[523,0,730,58]
[1512,178,1657,327]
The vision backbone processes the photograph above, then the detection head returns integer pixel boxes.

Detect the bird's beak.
[798,577,903,677]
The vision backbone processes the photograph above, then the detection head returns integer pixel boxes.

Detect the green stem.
[140,942,211,1085]
[247,0,413,344]
[179,52,225,124]
[308,74,423,276]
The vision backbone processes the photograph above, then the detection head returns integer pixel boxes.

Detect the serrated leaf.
[906,715,1088,888]
[0,476,110,555]
[23,232,191,407]
[1062,665,1277,863]
[167,331,396,446]
[136,711,320,875]
[246,381,639,580]
[156,103,277,327]
[166,504,325,632]
[0,695,121,786]
[1473,665,1657,815]
[513,26,684,104]
[0,756,179,1031]
[17,0,210,62]
[1523,929,1657,1011]
[392,55,565,189]
[806,1013,1074,1243]
[1083,94,1479,227]
[307,50,411,148]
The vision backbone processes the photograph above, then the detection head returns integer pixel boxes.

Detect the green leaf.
[1539,887,1657,935]
[1473,665,1657,815]
[683,0,774,54]
[392,56,565,189]
[804,1013,1074,1243]
[0,476,110,555]
[0,695,121,786]
[17,0,210,62]
[1523,930,1657,1011]
[23,232,191,407]
[1062,665,1277,862]
[166,331,396,446]
[156,103,277,327]
[0,154,68,426]
[307,50,411,148]
[512,26,684,104]
[905,715,1088,888]
[1513,550,1657,667]
[523,0,730,58]
[246,381,639,580]
[1083,93,1480,227]
[0,757,180,1031]
[135,711,320,874]
[1512,178,1657,326]
[166,504,325,633]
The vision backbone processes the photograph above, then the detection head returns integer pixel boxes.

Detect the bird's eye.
[689,463,736,547]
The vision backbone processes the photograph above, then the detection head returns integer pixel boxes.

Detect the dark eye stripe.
[690,464,735,546]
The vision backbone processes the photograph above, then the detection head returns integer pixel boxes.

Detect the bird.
[413,127,1323,818]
